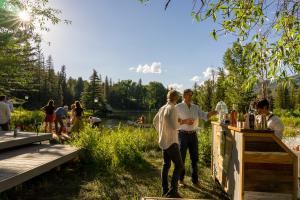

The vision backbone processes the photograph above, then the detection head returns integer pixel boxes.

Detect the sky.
[41,0,236,92]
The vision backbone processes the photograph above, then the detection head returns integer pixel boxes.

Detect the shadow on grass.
[0,157,162,200]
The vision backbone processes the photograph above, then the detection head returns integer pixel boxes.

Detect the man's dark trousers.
[162,143,183,195]
[0,123,9,131]
[178,130,199,184]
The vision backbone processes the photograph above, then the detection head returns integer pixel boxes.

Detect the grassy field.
[0,124,228,200]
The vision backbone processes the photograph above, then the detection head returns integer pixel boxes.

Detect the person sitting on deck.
[89,116,102,128]
[256,99,284,139]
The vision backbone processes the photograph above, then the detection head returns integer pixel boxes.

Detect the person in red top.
[42,100,55,133]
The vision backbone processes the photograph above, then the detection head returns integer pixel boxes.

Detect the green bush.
[10,108,44,131]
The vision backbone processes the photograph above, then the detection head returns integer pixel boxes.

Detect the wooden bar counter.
[211,122,298,200]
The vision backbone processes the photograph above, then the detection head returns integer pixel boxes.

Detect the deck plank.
[0,144,80,193]
[0,131,52,150]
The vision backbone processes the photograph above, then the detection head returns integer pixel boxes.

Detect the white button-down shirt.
[153,102,179,150]
[267,113,284,139]
[0,101,11,124]
[175,102,208,131]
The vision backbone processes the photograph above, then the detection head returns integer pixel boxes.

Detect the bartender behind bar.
[256,99,284,139]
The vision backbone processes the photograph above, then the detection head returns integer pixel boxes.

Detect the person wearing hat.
[176,89,217,187]
[153,89,184,198]
[54,105,68,134]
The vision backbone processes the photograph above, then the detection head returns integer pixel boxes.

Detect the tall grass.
[71,125,159,171]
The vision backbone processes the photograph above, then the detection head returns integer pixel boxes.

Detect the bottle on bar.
[230,104,237,126]
[248,102,255,129]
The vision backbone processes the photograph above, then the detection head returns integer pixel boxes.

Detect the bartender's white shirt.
[267,113,284,139]
[175,102,208,131]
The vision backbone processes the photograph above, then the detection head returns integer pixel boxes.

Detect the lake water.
[101,111,157,128]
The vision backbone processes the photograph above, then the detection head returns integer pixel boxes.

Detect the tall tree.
[104,76,109,102]
[74,77,84,101]
[81,69,105,112]
[58,65,68,104]
[223,43,255,112]
[213,67,227,107]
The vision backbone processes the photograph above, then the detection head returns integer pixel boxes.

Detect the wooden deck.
[142,198,210,200]
[0,144,80,192]
[0,131,52,150]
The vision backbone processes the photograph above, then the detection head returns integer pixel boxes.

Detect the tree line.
[0,50,168,113]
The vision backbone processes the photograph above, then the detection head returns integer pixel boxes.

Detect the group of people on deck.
[42,100,84,134]
[153,89,284,198]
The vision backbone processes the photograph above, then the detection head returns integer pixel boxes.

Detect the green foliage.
[198,128,212,167]
[72,125,159,171]
[108,80,167,110]
[10,108,44,131]
[152,0,300,83]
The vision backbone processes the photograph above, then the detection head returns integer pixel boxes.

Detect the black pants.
[162,143,183,195]
[0,123,9,131]
[178,131,199,184]
[55,117,64,134]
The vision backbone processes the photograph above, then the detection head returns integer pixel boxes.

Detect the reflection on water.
[101,111,157,128]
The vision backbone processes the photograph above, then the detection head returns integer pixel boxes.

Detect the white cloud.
[190,75,201,82]
[168,83,184,93]
[203,67,217,78]
[129,62,162,74]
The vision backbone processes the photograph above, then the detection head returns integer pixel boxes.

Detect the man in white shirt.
[0,95,11,131]
[176,89,216,187]
[5,97,13,112]
[153,90,183,198]
[256,99,284,139]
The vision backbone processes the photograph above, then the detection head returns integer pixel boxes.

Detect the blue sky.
[41,0,236,91]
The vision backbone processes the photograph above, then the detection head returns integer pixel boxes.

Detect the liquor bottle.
[230,104,237,126]
[261,115,267,129]
[249,110,255,129]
